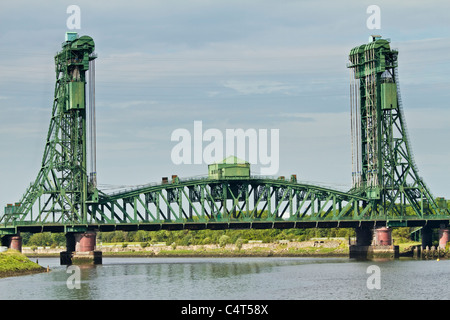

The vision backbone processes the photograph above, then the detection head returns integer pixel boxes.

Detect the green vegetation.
[20,228,356,248]
[392,227,413,243]
[21,232,66,248]
[100,240,350,258]
[0,250,45,278]
[97,227,353,247]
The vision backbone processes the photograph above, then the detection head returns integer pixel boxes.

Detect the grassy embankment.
[99,240,351,257]
[0,249,46,278]
[100,240,425,258]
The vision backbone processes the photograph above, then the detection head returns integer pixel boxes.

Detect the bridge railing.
[102,175,350,197]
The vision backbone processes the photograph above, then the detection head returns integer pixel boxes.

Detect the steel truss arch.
[87,178,379,227]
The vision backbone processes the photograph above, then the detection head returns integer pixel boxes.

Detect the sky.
[0,0,449,209]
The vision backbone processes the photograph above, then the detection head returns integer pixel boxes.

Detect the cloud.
[222,80,295,95]
[104,100,158,109]
[278,113,315,122]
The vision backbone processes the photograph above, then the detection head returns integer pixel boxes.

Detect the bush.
[392,227,411,243]
[202,237,212,245]
[219,235,230,248]
[179,234,193,246]
[235,238,244,251]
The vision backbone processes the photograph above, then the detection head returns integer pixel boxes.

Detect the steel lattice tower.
[4,33,98,225]
[348,36,443,217]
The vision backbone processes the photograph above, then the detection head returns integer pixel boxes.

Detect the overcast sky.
[0,0,449,209]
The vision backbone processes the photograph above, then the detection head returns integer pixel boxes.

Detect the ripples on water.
[0,257,449,300]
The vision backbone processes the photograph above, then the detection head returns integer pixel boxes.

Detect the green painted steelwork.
[348,37,448,218]
[1,34,449,235]
[92,178,375,224]
[208,156,250,179]
[380,82,397,110]
[0,33,97,229]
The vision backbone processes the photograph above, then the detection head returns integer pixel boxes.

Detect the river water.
[0,256,449,300]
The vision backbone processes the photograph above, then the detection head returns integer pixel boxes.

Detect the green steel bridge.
[1,33,449,240]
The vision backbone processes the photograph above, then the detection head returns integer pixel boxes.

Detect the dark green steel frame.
[0,35,97,231]
[2,177,449,235]
[348,38,448,219]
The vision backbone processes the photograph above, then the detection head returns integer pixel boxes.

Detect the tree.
[392,228,411,243]
[28,233,53,247]
[133,230,149,242]
[51,233,66,246]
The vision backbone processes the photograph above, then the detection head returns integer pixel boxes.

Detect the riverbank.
[21,240,444,260]
[0,250,46,278]
[23,239,350,258]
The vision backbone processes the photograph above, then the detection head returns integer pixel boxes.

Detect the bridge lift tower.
[25,33,97,219]
[348,35,447,246]
[1,32,100,261]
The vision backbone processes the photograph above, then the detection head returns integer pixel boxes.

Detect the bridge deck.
[3,217,450,236]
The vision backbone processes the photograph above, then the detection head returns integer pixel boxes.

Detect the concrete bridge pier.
[355,227,373,246]
[350,227,398,259]
[349,227,372,258]
[439,227,449,249]
[1,234,22,252]
[374,227,392,246]
[421,226,433,249]
[60,231,102,265]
